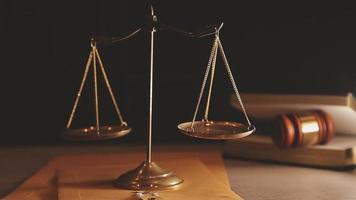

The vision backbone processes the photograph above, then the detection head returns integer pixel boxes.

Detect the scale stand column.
[114,5,183,190]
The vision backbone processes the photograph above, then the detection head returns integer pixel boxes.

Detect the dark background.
[1,0,356,144]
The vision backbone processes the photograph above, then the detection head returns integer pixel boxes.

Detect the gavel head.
[272,110,335,148]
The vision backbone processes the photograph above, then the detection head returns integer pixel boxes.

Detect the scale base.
[114,161,183,190]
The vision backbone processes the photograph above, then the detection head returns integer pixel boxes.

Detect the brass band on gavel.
[272,110,335,148]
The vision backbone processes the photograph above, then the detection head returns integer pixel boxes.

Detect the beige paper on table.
[4,150,240,200]
[58,159,242,200]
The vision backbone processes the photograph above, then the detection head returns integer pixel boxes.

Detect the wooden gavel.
[271,110,335,148]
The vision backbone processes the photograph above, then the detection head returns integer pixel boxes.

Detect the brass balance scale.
[62,2,255,192]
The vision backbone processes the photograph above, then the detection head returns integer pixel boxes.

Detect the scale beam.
[93,3,223,46]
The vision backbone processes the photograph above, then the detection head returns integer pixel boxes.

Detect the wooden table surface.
[1,143,355,200]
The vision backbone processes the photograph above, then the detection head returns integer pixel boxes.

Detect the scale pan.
[178,121,255,140]
[62,125,131,141]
